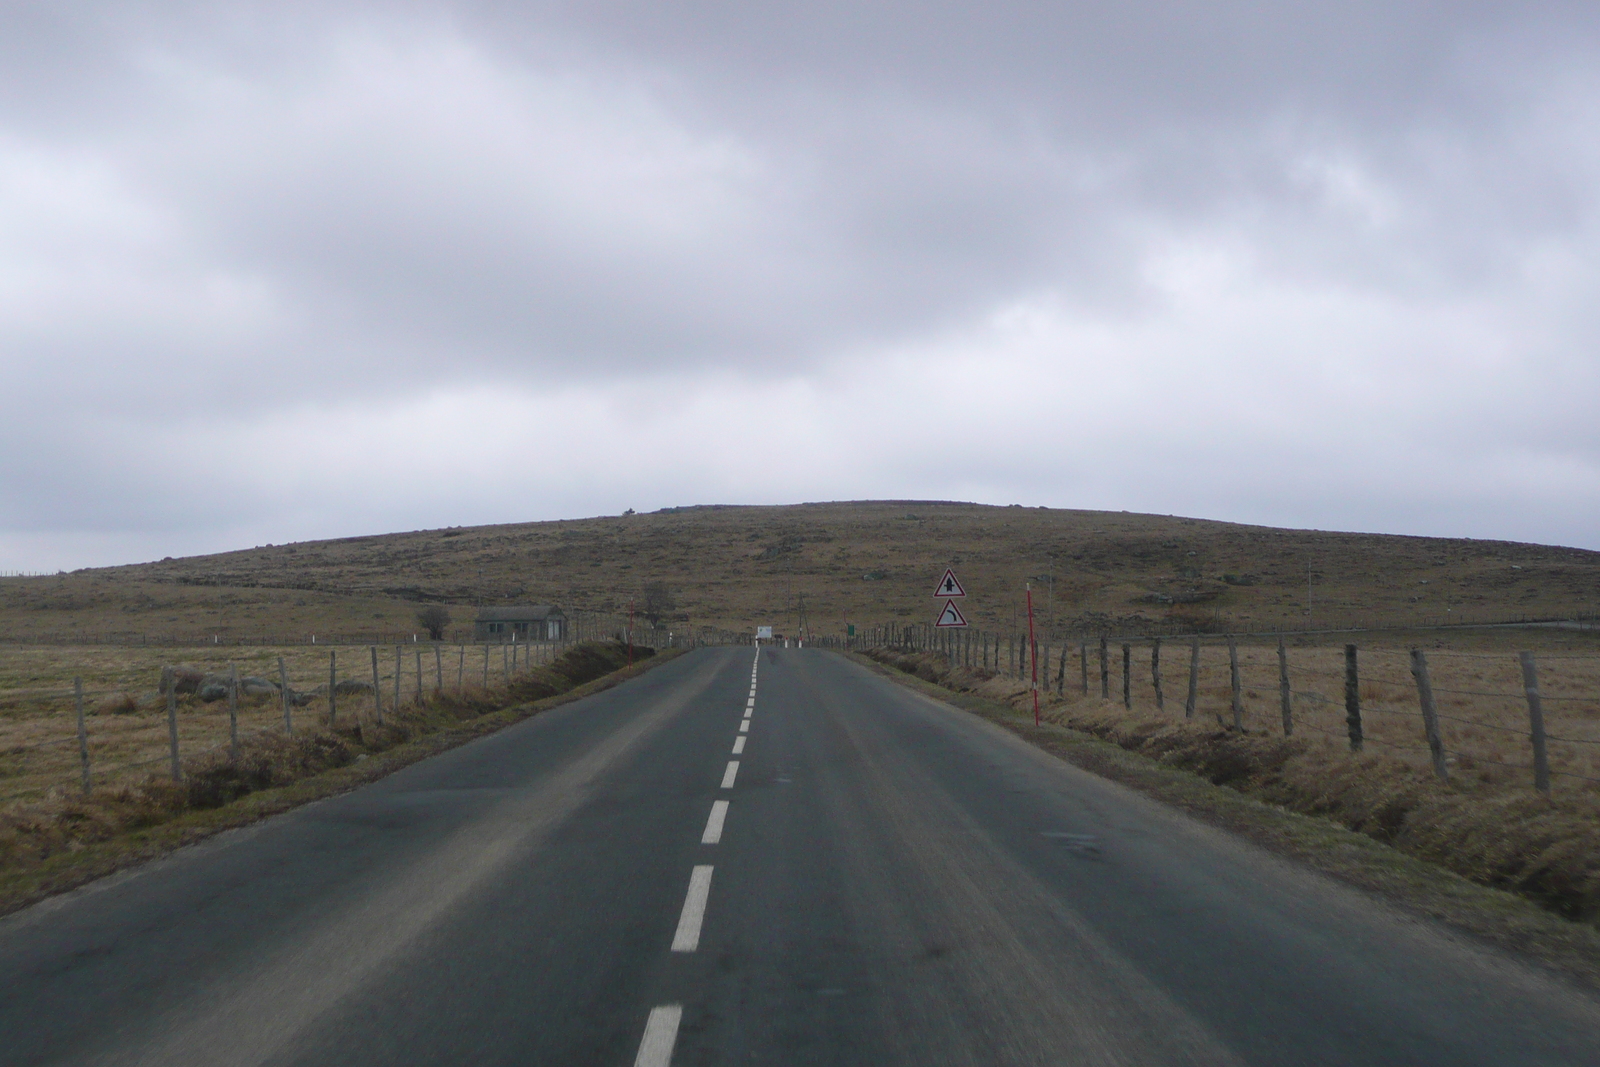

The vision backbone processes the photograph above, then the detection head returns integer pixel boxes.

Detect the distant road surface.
[4,647,1599,1066]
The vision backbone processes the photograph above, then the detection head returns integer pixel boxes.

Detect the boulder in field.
[159,666,207,695]
[240,677,279,697]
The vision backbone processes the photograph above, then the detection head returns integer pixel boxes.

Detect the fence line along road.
[829,621,1600,798]
[0,627,713,802]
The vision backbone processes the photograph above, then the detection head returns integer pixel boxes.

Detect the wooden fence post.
[1080,643,1088,695]
[74,677,91,796]
[370,646,384,724]
[228,664,239,762]
[279,656,291,735]
[328,650,337,725]
[1121,644,1131,708]
[167,684,182,782]
[1184,636,1200,720]
[1277,636,1293,736]
[482,643,490,688]
[457,646,465,691]
[1344,644,1363,752]
[1099,636,1109,700]
[1519,651,1552,793]
[1227,636,1243,729]
[1151,639,1164,711]
[1409,649,1448,782]
[1056,643,1067,696]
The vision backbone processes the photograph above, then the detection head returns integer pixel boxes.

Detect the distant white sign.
[934,600,969,628]
[933,569,966,598]
[756,626,774,640]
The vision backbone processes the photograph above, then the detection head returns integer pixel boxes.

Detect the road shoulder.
[842,649,1600,993]
[0,648,688,919]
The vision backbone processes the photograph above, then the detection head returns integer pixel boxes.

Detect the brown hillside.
[3,501,1599,642]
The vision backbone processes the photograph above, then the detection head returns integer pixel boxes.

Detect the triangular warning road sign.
[933,569,966,598]
[934,599,969,628]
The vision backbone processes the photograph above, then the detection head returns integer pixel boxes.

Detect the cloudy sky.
[4,1,1600,570]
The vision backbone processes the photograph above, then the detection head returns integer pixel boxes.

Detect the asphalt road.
[4,646,1600,1066]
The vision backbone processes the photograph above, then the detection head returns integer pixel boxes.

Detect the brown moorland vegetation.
[3,501,1599,643]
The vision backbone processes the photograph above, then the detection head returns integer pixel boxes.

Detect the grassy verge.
[848,648,1600,990]
[0,642,681,917]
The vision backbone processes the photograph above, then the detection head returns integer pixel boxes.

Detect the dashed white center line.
[739,720,749,733]
[701,799,728,844]
[720,760,740,788]
[672,865,714,952]
[731,735,746,754]
[634,1004,683,1067]
[746,698,755,708]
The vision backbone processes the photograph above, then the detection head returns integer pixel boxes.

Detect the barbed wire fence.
[0,615,749,802]
[836,621,1600,796]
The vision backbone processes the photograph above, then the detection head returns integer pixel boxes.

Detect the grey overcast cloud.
[4,1,1600,569]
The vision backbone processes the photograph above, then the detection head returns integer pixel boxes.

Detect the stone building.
[473,605,566,641]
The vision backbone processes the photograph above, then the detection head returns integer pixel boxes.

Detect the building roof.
[475,605,565,621]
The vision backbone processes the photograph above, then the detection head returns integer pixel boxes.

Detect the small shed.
[475,605,566,641]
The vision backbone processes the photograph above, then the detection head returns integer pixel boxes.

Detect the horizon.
[19,498,1600,577]
[5,4,1600,569]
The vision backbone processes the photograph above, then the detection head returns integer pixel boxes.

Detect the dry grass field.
[0,640,570,809]
[954,630,1600,797]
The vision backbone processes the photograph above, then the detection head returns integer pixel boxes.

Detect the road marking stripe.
[721,760,739,788]
[739,720,749,732]
[702,800,728,844]
[634,1005,682,1067]
[672,866,714,952]
[743,708,752,719]
[746,697,755,707]
[732,735,746,754]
